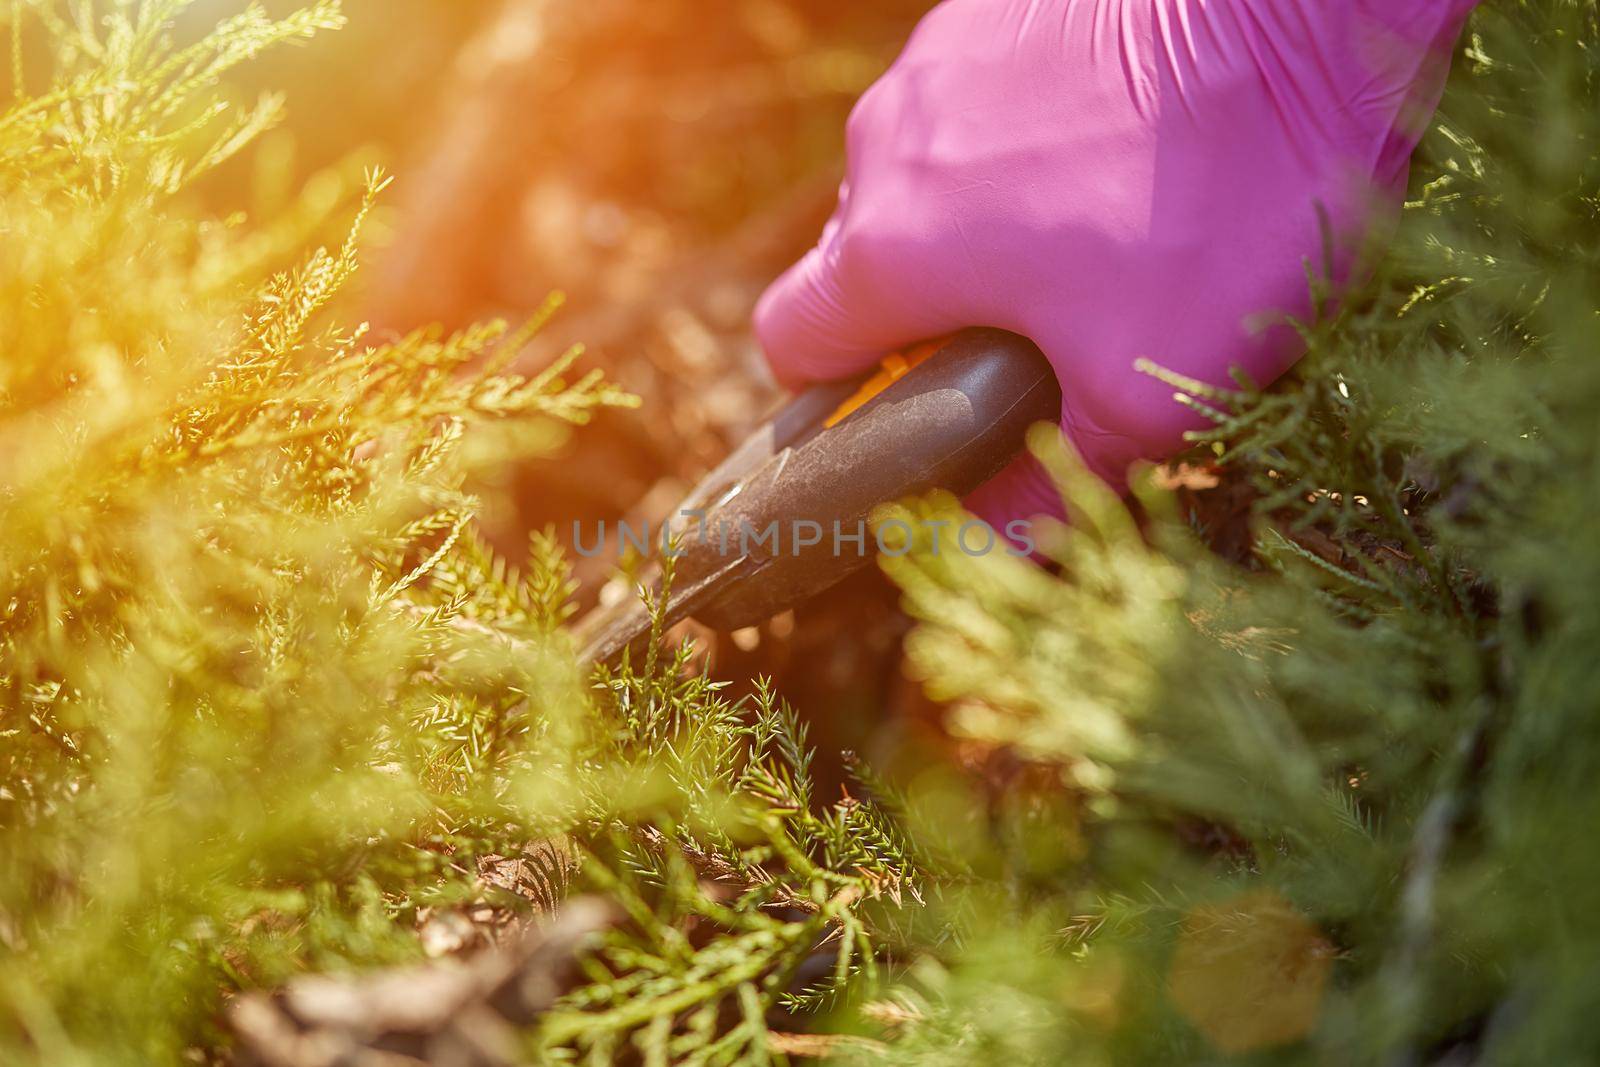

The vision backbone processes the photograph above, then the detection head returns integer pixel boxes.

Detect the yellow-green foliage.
[0,15,916,1062]
[0,2,632,1059]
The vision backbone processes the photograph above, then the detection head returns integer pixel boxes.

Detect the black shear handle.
[573,328,1060,666]
[689,328,1061,629]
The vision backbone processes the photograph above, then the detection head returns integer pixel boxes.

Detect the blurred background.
[191,0,949,776]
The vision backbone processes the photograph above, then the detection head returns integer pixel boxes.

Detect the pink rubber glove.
[756,0,1477,524]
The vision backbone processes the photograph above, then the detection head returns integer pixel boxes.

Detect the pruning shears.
[574,328,1060,667]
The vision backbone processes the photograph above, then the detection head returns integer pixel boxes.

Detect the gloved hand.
[755,0,1477,524]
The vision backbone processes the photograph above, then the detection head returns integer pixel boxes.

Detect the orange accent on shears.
[823,339,947,429]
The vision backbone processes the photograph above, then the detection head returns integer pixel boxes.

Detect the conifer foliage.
[871,3,1600,1060]
[3,2,1599,1065]
[0,0,636,1058]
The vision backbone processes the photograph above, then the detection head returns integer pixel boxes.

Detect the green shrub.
[0,1,632,1058]
[865,2,1600,1061]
